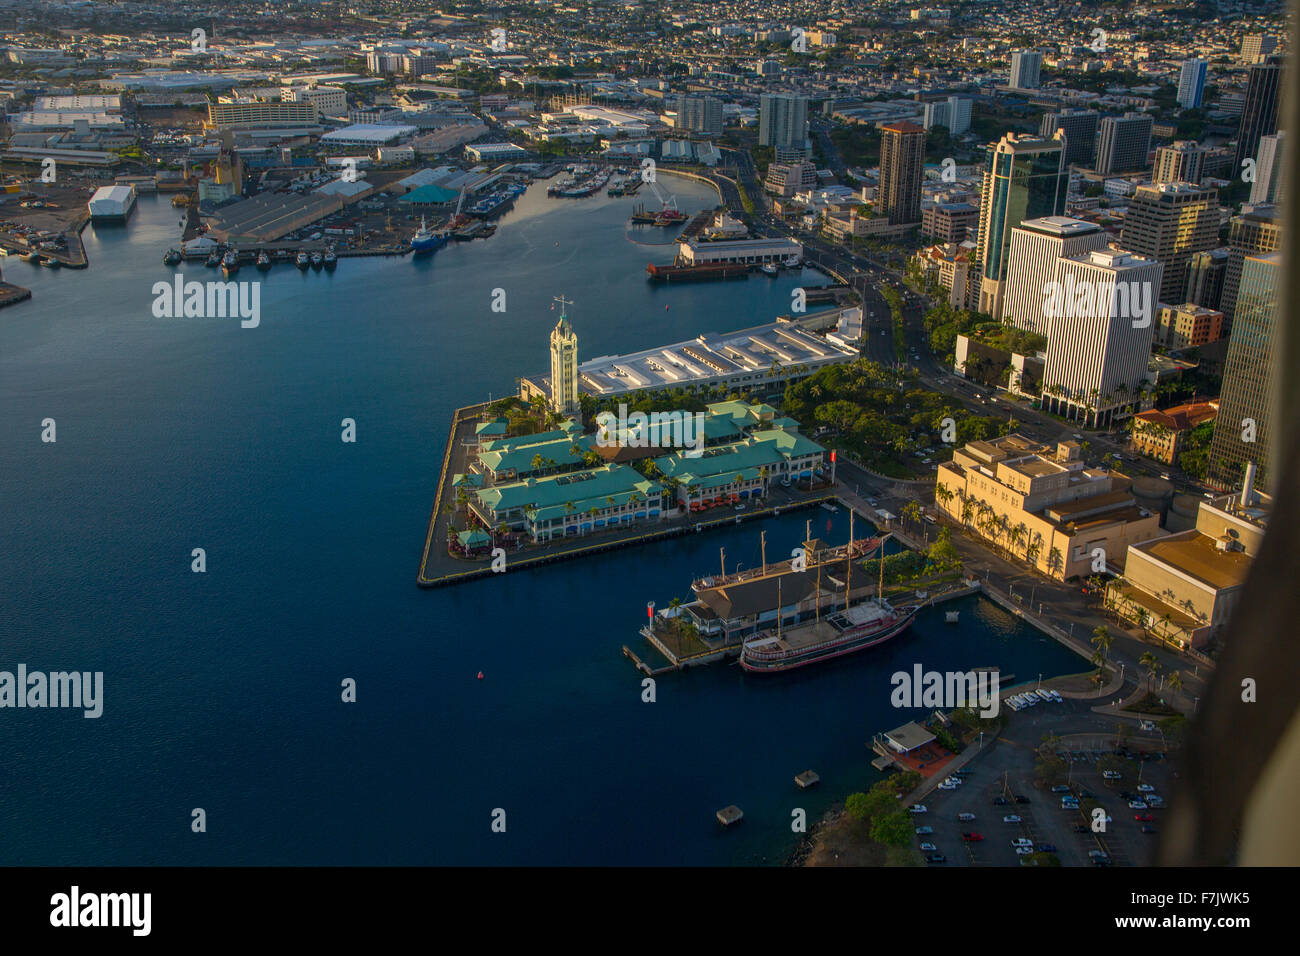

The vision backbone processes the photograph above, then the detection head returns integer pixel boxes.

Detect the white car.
[937,781,958,790]
[1102,771,1121,780]
[1036,689,1053,701]
[1003,815,1022,823]
[1011,838,1033,848]
[1049,691,1063,702]
[920,842,937,851]
[957,812,976,822]
[1015,846,1034,856]
[1137,784,1155,793]
[910,804,928,814]
[1129,800,1148,810]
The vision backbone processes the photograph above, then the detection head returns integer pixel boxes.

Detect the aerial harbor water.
[1,182,1084,866]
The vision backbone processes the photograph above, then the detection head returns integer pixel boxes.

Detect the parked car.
[1102,771,1122,781]
[1141,825,1158,834]
[915,826,933,835]
[1003,815,1022,823]
[957,812,976,822]
[1036,843,1057,853]
[1011,838,1033,848]
[1134,813,1154,822]
[909,804,927,814]
[992,797,1008,806]
[1051,785,1071,793]
[1137,784,1155,793]
[920,842,937,851]
[962,832,984,842]
[926,853,946,864]
[1015,846,1033,856]
[1014,795,1030,804]
[1129,800,1148,810]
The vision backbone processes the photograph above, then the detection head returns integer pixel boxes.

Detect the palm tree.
[1048,546,1063,577]
[1091,626,1112,673]
[1139,652,1160,694]
[1025,536,1042,569]
[530,453,545,474]
[1168,670,1183,695]
[934,484,954,512]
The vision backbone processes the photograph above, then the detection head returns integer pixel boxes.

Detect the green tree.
[870,810,915,847]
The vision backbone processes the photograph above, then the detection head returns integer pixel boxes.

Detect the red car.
[961,832,984,842]
[1134,813,1154,822]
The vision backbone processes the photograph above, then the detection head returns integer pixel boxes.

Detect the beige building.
[937,434,1163,581]
[1107,472,1269,649]
[1154,302,1224,349]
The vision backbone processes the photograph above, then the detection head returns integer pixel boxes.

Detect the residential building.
[1154,303,1224,350]
[922,96,972,135]
[1152,141,1204,185]
[759,93,809,149]
[675,95,723,136]
[764,160,817,196]
[1177,59,1208,109]
[878,120,925,226]
[1010,50,1042,90]
[1240,35,1278,66]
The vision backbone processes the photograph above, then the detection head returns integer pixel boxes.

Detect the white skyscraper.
[1250,132,1286,205]
[922,96,973,135]
[1042,249,1163,427]
[758,93,809,149]
[1010,50,1042,90]
[1177,59,1207,109]
[1001,217,1110,335]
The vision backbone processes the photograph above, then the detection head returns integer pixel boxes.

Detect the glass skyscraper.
[975,132,1069,317]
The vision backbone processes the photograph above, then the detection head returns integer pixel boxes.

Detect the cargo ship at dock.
[646,261,750,283]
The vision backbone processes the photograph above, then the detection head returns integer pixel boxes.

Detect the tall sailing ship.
[739,513,919,674]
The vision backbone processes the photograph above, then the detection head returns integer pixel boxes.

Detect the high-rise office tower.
[758,93,809,149]
[1219,205,1282,334]
[975,132,1069,318]
[1119,183,1220,305]
[879,120,926,225]
[1001,217,1110,335]
[1184,248,1230,312]
[1096,112,1154,174]
[1040,108,1099,167]
[1235,58,1282,171]
[675,95,723,136]
[1177,59,1208,109]
[1249,132,1286,205]
[1153,141,1205,185]
[1009,50,1042,90]
[1041,248,1163,428]
[1207,252,1279,488]
[1240,35,1278,66]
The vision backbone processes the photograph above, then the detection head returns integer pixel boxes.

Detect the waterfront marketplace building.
[464,401,827,543]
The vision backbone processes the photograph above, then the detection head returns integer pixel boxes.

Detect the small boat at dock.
[295,251,310,270]
[205,250,221,268]
[762,262,778,276]
[310,251,323,270]
[256,250,272,271]
[163,248,182,266]
[323,247,337,270]
[221,249,239,277]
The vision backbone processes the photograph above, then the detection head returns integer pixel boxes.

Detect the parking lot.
[909,699,1175,866]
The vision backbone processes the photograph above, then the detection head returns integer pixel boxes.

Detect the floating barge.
[646,261,750,283]
[716,805,744,826]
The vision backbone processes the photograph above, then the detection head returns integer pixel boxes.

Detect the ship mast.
[777,579,783,640]
[761,530,766,575]
[846,509,853,613]
[878,534,886,605]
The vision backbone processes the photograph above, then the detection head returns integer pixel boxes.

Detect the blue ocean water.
[0,181,1084,864]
